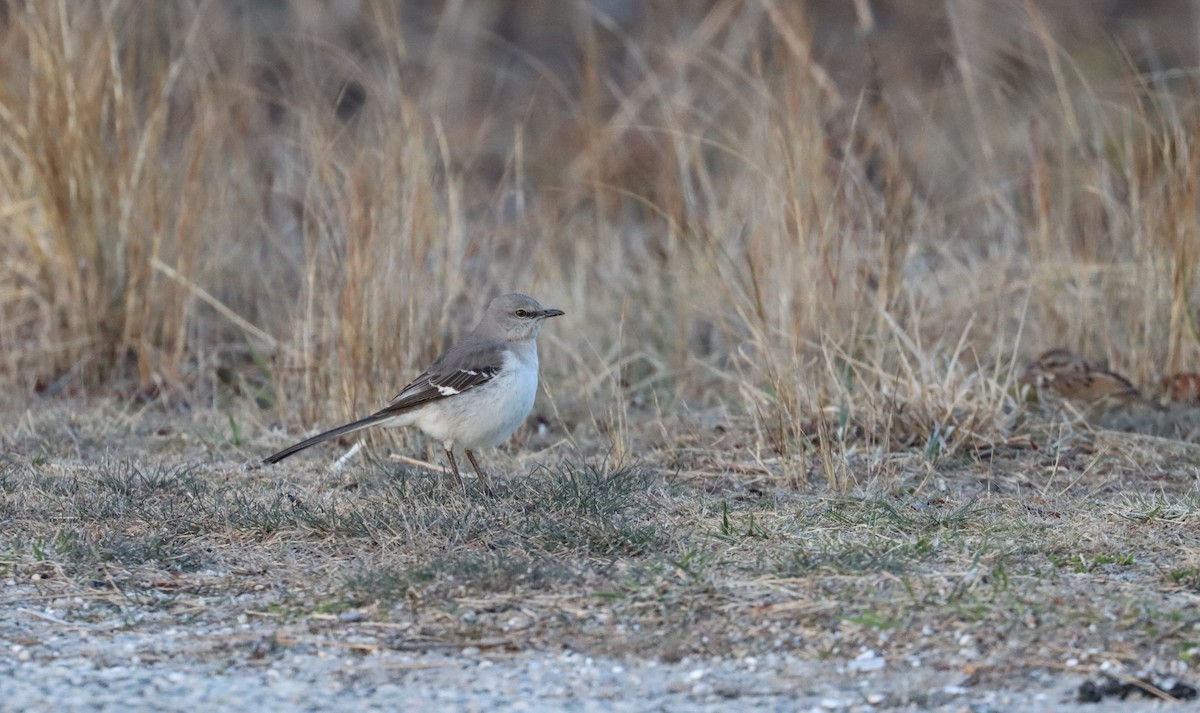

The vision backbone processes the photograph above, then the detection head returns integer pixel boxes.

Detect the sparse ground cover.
[1,401,1197,709]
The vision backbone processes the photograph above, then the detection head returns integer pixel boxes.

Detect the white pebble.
[848,651,886,672]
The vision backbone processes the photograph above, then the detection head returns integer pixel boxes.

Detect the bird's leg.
[464,449,494,496]
[443,448,465,489]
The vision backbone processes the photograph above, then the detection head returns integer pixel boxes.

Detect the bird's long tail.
[262,413,393,464]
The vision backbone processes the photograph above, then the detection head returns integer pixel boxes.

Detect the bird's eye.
[515,309,529,318]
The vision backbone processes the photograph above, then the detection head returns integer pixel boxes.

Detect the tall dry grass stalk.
[0,1,1196,479]
[0,3,278,393]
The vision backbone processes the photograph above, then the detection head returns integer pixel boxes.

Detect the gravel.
[0,585,1185,713]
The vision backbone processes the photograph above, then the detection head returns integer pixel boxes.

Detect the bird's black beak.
[541,308,565,319]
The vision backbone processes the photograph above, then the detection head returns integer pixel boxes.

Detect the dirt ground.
[0,400,1197,709]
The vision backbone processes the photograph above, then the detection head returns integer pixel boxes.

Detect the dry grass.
[1,0,1199,689]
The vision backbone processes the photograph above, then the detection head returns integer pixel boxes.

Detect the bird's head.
[482,293,564,340]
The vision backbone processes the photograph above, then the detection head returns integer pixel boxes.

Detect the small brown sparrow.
[1161,372,1200,405]
[1018,348,1151,414]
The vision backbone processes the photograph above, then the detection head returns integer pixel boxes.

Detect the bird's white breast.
[414,344,540,450]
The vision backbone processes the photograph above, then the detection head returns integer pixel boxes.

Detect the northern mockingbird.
[263,293,564,491]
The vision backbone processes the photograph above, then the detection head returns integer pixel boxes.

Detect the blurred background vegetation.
[0,0,1197,459]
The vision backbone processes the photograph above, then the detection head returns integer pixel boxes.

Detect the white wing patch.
[430,366,501,395]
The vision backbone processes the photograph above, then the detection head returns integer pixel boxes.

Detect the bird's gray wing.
[375,340,506,416]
